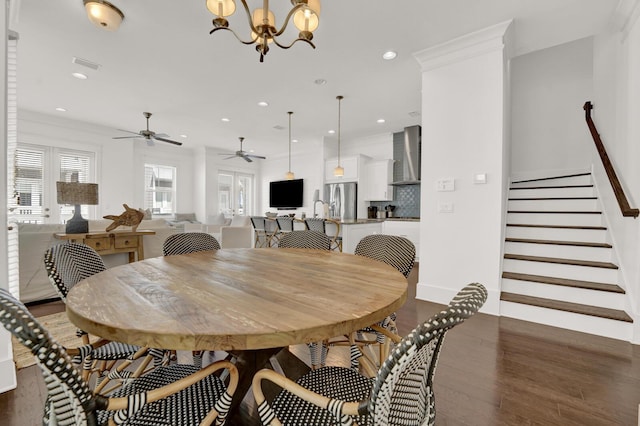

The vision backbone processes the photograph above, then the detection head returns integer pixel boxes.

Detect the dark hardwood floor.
[2,264,640,425]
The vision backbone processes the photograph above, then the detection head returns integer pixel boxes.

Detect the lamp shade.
[56,182,99,205]
[293,0,320,32]
[83,0,124,31]
[206,0,236,17]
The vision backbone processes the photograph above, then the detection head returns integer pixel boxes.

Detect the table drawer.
[114,235,138,249]
[85,237,111,252]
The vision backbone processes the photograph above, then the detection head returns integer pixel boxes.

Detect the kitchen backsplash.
[370,185,421,218]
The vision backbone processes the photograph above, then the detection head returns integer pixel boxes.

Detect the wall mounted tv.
[269,179,303,209]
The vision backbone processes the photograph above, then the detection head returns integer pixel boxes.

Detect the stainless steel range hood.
[391,125,421,185]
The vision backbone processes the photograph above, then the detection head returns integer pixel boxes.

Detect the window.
[144,164,176,216]
[13,145,95,224]
[218,171,254,217]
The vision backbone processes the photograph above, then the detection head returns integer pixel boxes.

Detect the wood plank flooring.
[2,263,640,425]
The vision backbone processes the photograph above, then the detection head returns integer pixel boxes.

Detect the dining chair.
[272,216,296,247]
[278,230,331,250]
[44,243,166,391]
[304,217,342,251]
[252,282,487,426]
[251,216,276,248]
[162,232,221,255]
[0,287,238,426]
[324,234,417,374]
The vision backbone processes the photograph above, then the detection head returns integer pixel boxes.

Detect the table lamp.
[56,181,99,233]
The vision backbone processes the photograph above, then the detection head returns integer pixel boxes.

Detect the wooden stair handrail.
[583,101,638,218]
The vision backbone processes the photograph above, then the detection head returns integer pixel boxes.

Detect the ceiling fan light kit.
[206,0,321,62]
[83,0,124,31]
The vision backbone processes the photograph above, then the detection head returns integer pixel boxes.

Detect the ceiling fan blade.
[246,154,266,160]
[116,128,141,135]
[223,155,237,160]
[154,133,169,138]
[242,155,253,162]
[153,136,183,146]
[112,135,141,139]
[218,152,235,156]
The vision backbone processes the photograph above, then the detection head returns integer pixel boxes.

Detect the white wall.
[510,37,594,178]
[414,21,512,315]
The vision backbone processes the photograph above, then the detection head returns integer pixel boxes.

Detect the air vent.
[71,57,100,70]
[273,125,285,130]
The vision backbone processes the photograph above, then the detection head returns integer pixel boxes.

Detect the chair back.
[162,232,221,256]
[369,283,487,425]
[354,234,416,278]
[44,243,107,301]
[250,216,268,231]
[278,230,331,250]
[304,217,326,233]
[275,216,295,232]
[0,288,98,425]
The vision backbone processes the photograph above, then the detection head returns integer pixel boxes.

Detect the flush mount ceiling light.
[83,0,124,31]
[72,72,88,80]
[334,95,344,177]
[285,111,295,180]
[382,50,397,60]
[206,0,321,62]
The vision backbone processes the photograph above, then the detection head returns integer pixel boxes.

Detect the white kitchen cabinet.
[342,222,383,254]
[383,220,420,261]
[364,159,393,201]
[325,155,361,183]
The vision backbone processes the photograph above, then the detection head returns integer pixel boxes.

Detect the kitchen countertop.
[339,218,420,225]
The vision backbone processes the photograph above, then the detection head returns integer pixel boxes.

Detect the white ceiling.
[12,0,619,157]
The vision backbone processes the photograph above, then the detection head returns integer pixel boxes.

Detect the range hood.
[391,125,421,185]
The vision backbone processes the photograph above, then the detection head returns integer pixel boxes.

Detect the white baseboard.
[415,281,500,315]
[0,358,17,394]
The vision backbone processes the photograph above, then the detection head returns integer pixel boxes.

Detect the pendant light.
[285,111,295,180]
[334,95,344,177]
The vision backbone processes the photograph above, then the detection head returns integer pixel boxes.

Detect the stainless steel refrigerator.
[324,182,357,221]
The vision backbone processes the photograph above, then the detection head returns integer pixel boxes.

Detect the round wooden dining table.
[65,247,408,417]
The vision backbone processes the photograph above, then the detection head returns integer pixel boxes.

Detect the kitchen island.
[339,218,419,258]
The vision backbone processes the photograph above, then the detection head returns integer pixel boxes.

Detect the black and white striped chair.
[272,216,296,247]
[0,287,238,426]
[162,232,221,256]
[304,218,342,251]
[278,230,331,250]
[44,243,165,391]
[251,216,276,248]
[253,282,487,426]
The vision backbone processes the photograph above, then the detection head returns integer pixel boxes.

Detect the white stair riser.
[503,258,618,283]
[509,187,594,198]
[500,301,632,341]
[501,279,624,310]
[507,212,603,227]
[504,242,612,262]
[511,175,592,187]
[507,199,598,211]
[505,226,608,243]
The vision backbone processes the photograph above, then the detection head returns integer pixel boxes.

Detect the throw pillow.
[230,215,250,227]
[175,213,197,222]
[207,213,227,225]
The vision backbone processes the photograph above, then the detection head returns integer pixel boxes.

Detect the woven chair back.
[304,217,326,233]
[278,230,331,250]
[275,216,295,232]
[369,282,487,425]
[354,234,416,278]
[0,288,97,425]
[162,232,220,256]
[250,216,268,231]
[44,243,107,301]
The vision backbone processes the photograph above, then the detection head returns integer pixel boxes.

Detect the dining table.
[65,247,408,419]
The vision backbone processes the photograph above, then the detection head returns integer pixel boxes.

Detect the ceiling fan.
[113,112,182,146]
[218,137,266,162]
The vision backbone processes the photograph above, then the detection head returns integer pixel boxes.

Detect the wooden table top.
[65,248,407,351]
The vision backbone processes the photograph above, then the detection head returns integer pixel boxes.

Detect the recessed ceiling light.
[314,78,327,85]
[376,119,386,124]
[328,130,335,134]
[292,139,299,143]
[221,118,230,122]
[258,101,269,107]
[55,107,67,112]
[382,51,397,60]
[72,72,88,80]
[180,134,188,138]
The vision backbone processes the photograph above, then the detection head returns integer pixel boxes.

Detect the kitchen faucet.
[313,199,326,218]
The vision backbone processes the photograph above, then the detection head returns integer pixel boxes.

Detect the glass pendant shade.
[285,171,295,180]
[333,165,344,177]
[206,0,236,17]
[293,0,320,32]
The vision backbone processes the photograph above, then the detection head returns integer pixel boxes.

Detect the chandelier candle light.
[206,0,321,62]
[334,95,344,177]
[285,111,295,180]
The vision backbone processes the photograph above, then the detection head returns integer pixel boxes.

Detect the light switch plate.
[473,173,487,184]
[438,202,454,213]
[436,178,455,192]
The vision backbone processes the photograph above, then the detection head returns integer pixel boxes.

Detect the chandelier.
[206,0,321,62]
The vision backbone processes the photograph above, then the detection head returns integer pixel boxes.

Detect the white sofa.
[17,219,179,304]
[185,215,253,248]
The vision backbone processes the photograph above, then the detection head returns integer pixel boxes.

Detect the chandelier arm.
[271,37,316,50]
[209,26,259,45]
[271,3,306,37]
[238,0,261,34]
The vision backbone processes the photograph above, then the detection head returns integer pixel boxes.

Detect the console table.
[53,230,155,262]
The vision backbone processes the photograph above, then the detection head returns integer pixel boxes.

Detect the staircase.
[500,172,634,341]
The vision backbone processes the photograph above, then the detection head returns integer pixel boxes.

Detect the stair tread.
[511,172,591,185]
[500,292,633,322]
[507,223,607,230]
[507,210,601,214]
[501,271,624,293]
[504,253,618,269]
[510,184,593,190]
[508,197,597,200]
[505,237,612,248]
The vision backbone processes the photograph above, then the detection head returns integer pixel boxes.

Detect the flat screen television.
[269,179,303,209]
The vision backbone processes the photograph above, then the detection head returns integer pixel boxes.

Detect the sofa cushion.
[174,213,198,223]
[230,215,251,227]
[207,213,227,225]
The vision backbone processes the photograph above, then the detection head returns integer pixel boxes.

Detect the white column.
[413,21,513,314]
